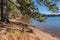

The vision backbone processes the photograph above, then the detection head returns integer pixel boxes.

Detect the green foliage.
[44,0,58,12]
[23,0,31,4]
[7,1,14,12]
[7,0,21,18]
[36,0,59,12]
[7,0,59,22]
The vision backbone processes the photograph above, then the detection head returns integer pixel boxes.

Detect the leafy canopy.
[7,0,59,22]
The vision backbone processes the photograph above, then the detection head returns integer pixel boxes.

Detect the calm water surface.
[30,17,60,37]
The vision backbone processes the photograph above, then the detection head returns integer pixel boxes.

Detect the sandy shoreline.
[10,18,60,38]
[32,26,60,38]
[0,22,60,40]
[0,18,58,40]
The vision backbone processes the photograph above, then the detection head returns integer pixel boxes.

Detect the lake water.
[30,17,60,37]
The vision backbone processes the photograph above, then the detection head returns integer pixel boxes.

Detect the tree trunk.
[1,0,9,23]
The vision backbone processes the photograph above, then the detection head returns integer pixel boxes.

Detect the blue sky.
[32,0,60,14]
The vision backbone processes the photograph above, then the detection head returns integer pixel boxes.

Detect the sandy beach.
[0,19,60,40]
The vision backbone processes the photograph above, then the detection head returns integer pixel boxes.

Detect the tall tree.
[1,0,9,23]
